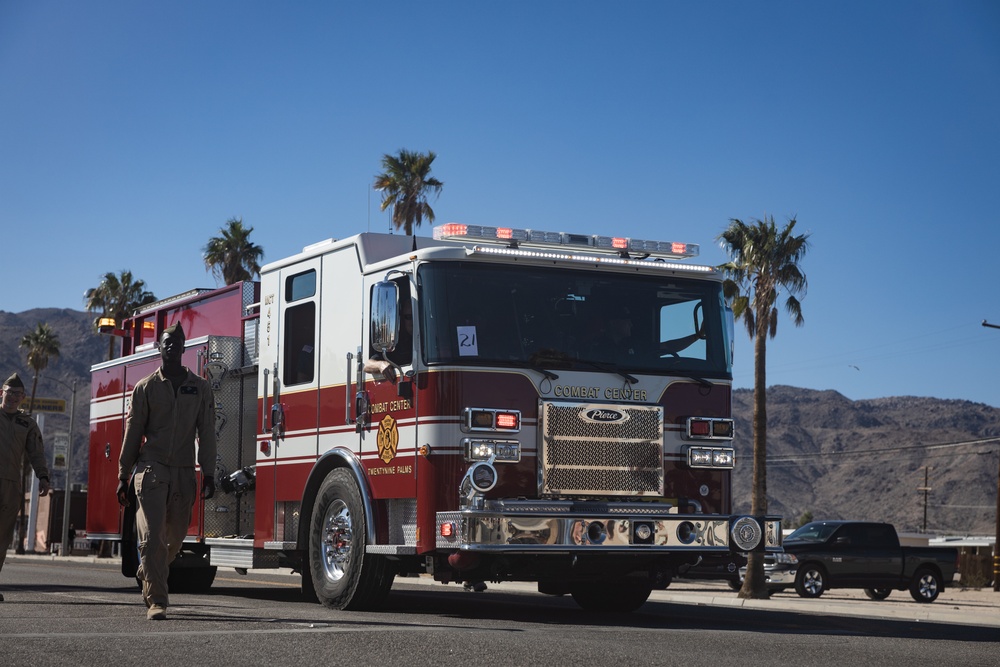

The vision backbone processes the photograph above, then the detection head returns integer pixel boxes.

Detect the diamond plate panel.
[386,498,417,545]
[202,335,257,538]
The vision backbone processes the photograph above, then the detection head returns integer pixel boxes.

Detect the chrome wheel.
[794,565,826,598]
[909,568,941,603]
[320,499,353,583]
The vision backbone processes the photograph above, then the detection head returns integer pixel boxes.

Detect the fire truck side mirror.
[371,280,400,356]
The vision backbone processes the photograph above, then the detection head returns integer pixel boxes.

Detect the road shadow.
[378,583,1000,643]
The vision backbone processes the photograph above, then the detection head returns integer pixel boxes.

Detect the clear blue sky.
[2,1,999,406]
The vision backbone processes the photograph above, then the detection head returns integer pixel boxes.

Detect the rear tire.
[571,580,652,612]
[309,469,394,610]
[909,568,942,603]
[794,564,826,598]
[863,587,892,601]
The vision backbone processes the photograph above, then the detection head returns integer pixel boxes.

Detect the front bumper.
[436,500,782,553]
[739,564,797,587]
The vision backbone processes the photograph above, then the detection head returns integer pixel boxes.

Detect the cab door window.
[283,270,317,386]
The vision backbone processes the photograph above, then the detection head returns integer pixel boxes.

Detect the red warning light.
[439,223,468,237]
[689,420,711,436]
[496,412,519,430]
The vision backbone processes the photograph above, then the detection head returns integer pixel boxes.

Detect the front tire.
[309,469,394,610]
[909,568,942,603]
[794,564,826,598]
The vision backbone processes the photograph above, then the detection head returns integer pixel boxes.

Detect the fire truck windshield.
[418,262,732,378]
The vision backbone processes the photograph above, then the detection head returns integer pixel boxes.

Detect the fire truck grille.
[538,401,663,497]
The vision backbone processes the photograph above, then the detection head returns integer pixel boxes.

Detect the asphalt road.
[0,555,997,667]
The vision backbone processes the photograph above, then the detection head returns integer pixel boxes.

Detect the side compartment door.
[86,364,127,537]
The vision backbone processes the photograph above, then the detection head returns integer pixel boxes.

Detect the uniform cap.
[163,322,186,341]
[3,372,25,390]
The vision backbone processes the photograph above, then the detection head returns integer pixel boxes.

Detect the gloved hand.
[202,476,215,500]
[116,479,129,507]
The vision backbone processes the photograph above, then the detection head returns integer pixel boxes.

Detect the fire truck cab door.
[362,273,417,498]
[266,259,322,511]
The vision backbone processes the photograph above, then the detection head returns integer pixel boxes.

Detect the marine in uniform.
[0,373,50,602]
[117,323,216,620]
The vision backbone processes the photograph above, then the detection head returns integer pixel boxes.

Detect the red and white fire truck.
[87,223,781,612]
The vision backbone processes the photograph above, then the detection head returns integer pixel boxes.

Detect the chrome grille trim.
[538,401,664,497]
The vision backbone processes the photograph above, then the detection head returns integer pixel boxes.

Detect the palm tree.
[373,149,444,235]
[19,323,61,415]
[84,270,157,360]
[717,215,810,600]
[203,217,264,285]
[15,323,61,553]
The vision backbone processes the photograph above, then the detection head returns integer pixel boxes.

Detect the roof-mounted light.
[434,224,700,261]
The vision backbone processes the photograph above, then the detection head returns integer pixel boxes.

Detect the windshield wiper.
[571,358,638,385]
[533,367,559,381]
[681,374,714,388]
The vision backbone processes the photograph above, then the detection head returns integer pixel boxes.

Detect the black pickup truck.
[752,520,958,603]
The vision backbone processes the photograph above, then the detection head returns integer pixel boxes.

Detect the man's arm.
[117,383,148,506]
[25,421,50,497]
[363,356,397,382]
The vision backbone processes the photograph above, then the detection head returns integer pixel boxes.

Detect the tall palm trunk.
[740,312,770,598]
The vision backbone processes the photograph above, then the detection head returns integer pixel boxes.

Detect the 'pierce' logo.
[582,408,629,423]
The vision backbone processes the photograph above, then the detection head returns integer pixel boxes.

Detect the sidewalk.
[648,578,1000,627]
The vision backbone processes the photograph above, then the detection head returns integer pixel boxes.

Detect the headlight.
[686,446,735,469]
[773,552,798,565]
[464,438,520,462]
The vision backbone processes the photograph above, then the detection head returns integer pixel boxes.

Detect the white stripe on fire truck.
[90,394,126,421]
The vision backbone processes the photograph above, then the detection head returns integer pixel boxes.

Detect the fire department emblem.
[377,414,398,464]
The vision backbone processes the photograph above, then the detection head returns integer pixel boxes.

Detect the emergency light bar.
[433,223,700,260]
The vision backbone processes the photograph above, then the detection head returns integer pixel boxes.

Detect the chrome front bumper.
[765,567,796,585]
[739,564,797,587]
[436,501,782,553]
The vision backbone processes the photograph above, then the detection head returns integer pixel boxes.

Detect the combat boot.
[147,604,167,621]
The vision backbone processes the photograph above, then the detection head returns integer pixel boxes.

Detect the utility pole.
[60,379,76,556]
[981,320,1000,592]
[917,465,932,533]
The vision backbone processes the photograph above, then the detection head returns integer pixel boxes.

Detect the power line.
[766,436,1000,463]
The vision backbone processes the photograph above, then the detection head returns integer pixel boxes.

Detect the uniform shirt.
[118,367,217,481]
[0,409,49,484]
